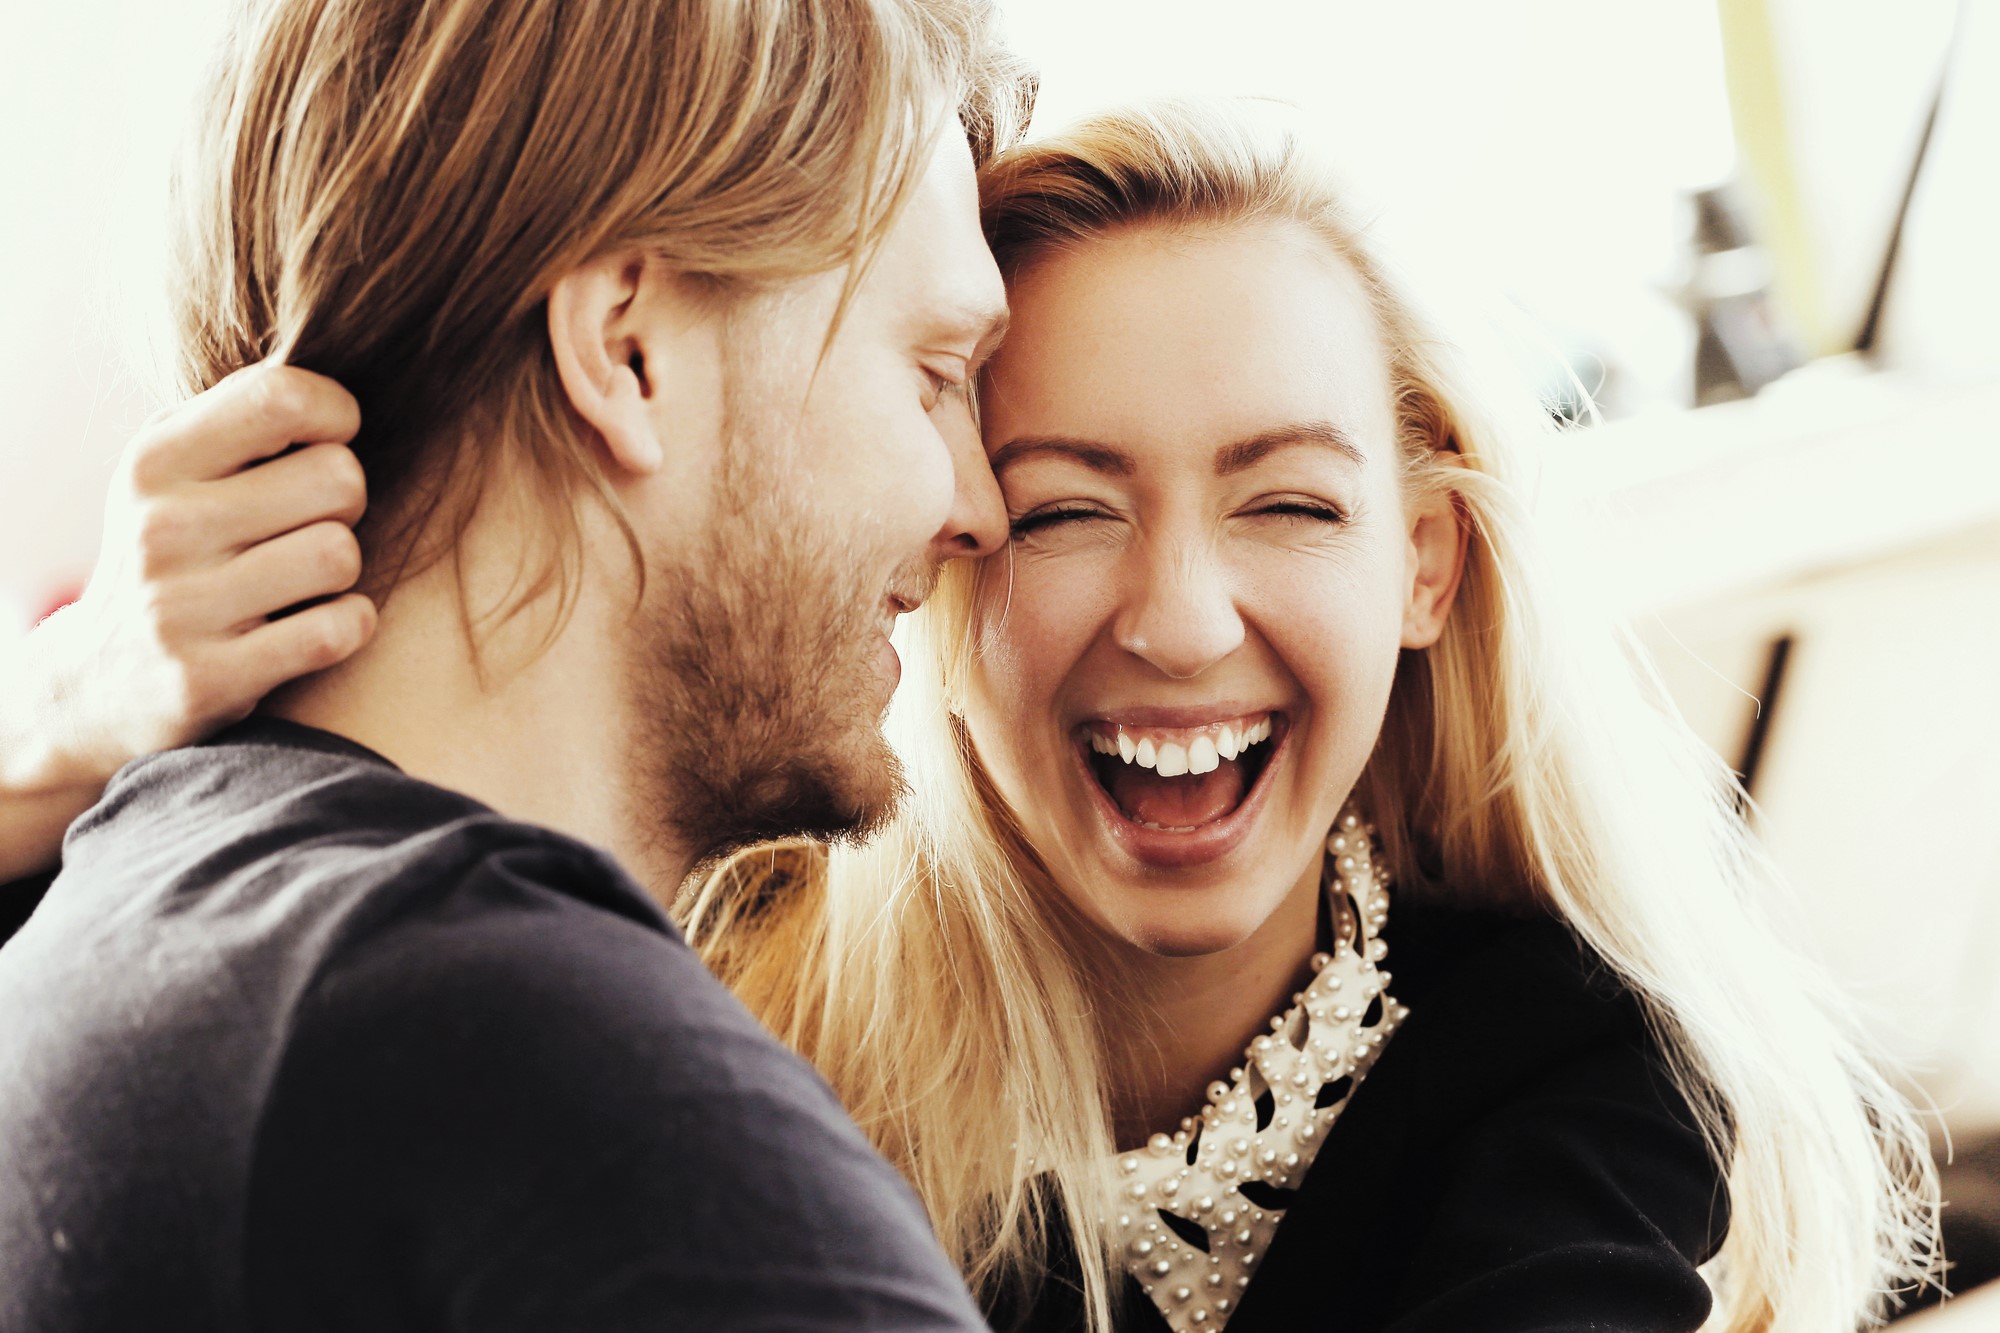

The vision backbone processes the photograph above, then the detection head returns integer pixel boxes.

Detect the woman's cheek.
[980,544,1118,662]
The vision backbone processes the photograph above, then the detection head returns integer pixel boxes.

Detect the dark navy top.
[0,719,985,1333]
[991,902,1731,1332]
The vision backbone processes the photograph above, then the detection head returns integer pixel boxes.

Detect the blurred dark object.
[1894,1132,2000,1319]
[1854,8,1957,358]
[1733,632,1794,800]
[1678,181,1801,406]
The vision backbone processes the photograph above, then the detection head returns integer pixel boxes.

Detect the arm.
[0,364,374,883]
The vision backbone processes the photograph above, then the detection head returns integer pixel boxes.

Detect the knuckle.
[320,444,368,511]
[122,422,179,495]
[307,524,363,587]
[134,501,191,574]
[248,365,310,433]
[165,657,221,724]
[136,582,195,651]
[295,615,354,669]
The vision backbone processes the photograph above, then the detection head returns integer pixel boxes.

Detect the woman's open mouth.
[1071,711,1289,868]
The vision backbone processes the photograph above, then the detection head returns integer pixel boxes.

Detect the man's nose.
[1112,539,1246,679]
[928,407,1008,562]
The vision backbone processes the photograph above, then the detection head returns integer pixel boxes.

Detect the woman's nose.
[1111,540,1246,679]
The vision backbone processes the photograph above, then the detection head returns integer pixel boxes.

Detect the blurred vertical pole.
[1715,0,1830,355]
[1854,2,1962,358]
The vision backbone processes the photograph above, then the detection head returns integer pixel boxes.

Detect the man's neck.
[267,548,695,902]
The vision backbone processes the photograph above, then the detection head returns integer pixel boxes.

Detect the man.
[0,0,1029,1327]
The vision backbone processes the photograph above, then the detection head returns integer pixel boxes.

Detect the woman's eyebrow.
[988,421,1363,479]
[1213,421,1366,475]
[988,437,1136,476]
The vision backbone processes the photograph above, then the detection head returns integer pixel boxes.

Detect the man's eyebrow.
[971,306,1010,364]
[931,296,1010,366]
[988,436,1136,477]
[1213,421,1366,475]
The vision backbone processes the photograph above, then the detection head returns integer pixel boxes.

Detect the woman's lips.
[1070,715,1289,870]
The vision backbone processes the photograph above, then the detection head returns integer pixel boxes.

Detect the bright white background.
[4,0,2000,1131]
[2,0,1977,629]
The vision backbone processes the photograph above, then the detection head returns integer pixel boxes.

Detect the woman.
[685,103,1939,1332]
[2,102,1939,1330]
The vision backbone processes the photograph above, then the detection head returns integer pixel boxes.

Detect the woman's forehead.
[982,222,1396,459]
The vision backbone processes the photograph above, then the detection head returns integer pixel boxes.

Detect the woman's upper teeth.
[1088,715,1274,775]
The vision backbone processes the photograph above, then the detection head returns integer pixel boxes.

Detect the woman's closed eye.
[1008,505,1109,540]
[1250,499,1348,525]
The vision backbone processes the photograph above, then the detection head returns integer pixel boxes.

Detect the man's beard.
[623,390,916,873]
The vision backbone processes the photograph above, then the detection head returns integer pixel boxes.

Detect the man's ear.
[548,251,664,477]
[1402,453,1470,650]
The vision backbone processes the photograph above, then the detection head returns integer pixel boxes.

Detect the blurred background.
[4,0,1997,1318]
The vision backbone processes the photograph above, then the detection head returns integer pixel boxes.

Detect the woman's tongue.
[1106,757,1248,829]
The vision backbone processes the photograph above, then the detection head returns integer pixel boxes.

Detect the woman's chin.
[1106,905,1266,960]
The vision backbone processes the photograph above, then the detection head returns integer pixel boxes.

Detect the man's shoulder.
[47,717,672,953]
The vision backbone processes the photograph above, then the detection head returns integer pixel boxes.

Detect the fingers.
[200,442,369,555]
[129,363,361,490]
[217,594,378,715]
[202,520,365,629]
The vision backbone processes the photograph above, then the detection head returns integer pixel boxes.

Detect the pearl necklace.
[1106,806,1405,1332]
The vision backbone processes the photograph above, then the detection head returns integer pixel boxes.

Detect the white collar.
[1106,804,1406,1332]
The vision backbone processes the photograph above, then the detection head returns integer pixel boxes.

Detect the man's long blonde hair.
[686,101,1941,1331]
[170,0,1031,618]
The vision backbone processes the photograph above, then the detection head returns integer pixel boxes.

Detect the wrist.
[0,606,124,799]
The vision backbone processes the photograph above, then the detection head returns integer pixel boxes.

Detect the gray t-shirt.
[0,719,985,1333]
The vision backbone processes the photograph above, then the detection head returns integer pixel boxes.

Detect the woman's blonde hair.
[170,0,1032,620]
[686,100,1941,1331]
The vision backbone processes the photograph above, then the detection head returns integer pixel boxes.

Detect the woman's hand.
[1,364,375,882]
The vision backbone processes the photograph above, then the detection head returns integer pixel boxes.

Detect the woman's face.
[963,220,1462,957]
